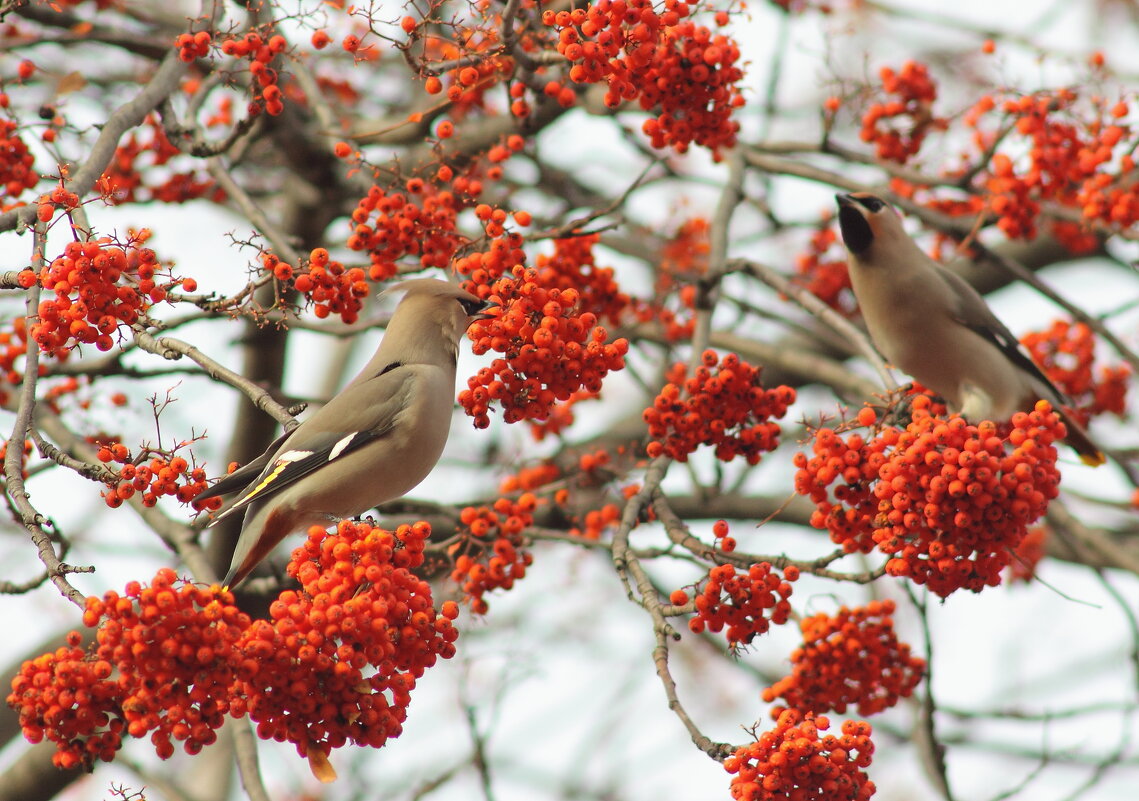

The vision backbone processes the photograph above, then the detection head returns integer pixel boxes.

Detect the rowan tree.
[1,1,1138,800]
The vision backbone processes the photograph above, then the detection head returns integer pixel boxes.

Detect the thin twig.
[0,53,189,234]
[904,585,955,801]
[4,224,89,606]
[734,257,896,390]
[130,326,297,429]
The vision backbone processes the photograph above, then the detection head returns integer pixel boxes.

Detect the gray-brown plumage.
[198,279,494,587]
[835,192,1103,466]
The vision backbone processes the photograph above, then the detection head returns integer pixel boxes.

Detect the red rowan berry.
[459,236,630,432]
[763,600,924,715]
[860,60,943,164]
[545,3,743,158]
[726,710,876,801]
[796,395,1064,596]
[450,499,535,611]
[692,562,796,650]
[1021,320,1129,421]
[7,571,248,770]
[644,353,794,464]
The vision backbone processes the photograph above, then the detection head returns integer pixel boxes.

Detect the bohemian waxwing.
[198,279,495,587]
[835,192,1103,466]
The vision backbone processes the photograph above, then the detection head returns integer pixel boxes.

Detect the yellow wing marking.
[237,459,292,505]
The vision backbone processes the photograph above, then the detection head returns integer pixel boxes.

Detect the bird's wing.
[208,369,416,525]
[195,429,292,502]
[934,264,1067,401]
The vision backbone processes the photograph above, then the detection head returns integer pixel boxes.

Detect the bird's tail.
[1057,407,1105,467]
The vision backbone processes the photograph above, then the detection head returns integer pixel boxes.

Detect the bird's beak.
[471,301,499,322]
[835,193,856,208]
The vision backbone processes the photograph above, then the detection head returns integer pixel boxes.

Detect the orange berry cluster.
[643,351,796,464]
[524,235,631,323]
[1020,319,1129,423]
[689,558,797,649]
[762,600,924,717]
[860,61,943,163]
[99,119,218,204]
[984,149,1040,240]
[499,461,561,494]
[569,501,622,540]
[346,180,462,283]
[453,233,528,286]
[235,520,459,760]
[874,401,1063,596]
[421,34,512,118]
[795,220,856,316]
[35,184,80,223]
[0,117,37,198]
[472,197,531,239]
[795,396,1064,597]
[220,31,288,116]
[634,284,697,342]
[10,521,460,769]
[95,443,216,509]
[725,710,876,801]
[450,496,536,614]
[461,238,631,428]
[31,235,174,359]
[497,458,623,540]
[1073,107,1139,230]
[540,77,580,109]
[793,424,882,556]
[963,89,1139,243]
[711,516,738,552]
[545,2,744,159]
[175,30,212,62]
[272,248,369,324]
[7,569,249,770]
[7,633,123,770]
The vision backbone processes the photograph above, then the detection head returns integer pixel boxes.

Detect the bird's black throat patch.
[837,204,874,254]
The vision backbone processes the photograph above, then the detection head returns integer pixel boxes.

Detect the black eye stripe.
[859,196,885,212]
[459,297,491,315]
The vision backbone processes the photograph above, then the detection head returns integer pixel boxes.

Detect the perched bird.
[835,191,1103,466]
[198,279,495,587]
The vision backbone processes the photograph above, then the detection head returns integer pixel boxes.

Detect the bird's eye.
[458,297,487,315]
[859,196,886,212]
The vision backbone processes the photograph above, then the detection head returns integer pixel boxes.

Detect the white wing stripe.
[276,449,314,463]
[328,433,358,462]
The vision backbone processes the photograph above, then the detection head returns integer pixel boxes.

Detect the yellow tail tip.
[1080,451,1106,467]
[307,748,337,783]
